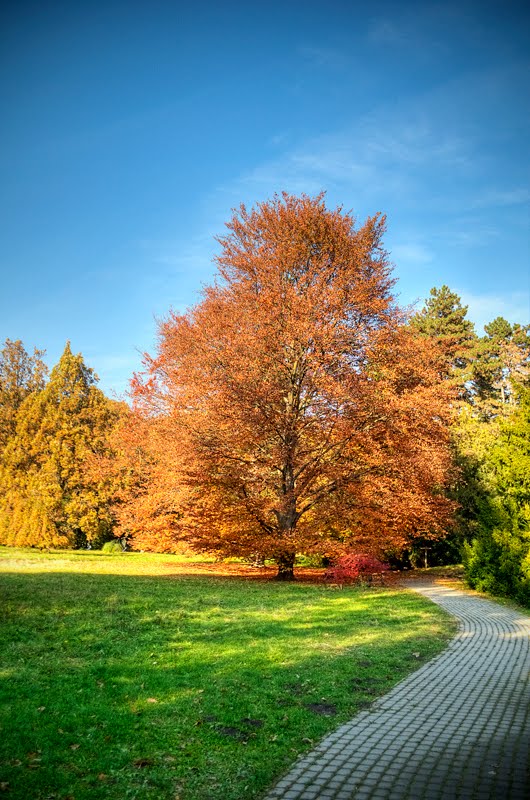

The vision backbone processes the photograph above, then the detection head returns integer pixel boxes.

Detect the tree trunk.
[275,552,296,580]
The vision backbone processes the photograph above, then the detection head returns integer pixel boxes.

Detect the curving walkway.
[266,582,530,799]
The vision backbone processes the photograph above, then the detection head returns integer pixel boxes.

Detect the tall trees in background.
[472,318,530,418]
[411,287,529,415]
[131,193,455,578]
[0,342,123,548]
[411,285,476,392]
[413,287,530,602]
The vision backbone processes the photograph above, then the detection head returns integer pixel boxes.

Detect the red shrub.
[324,553,389,584]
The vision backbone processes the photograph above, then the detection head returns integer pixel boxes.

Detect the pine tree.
[0,343,122,547]
[472,318,530,418]
[410,285,476,397]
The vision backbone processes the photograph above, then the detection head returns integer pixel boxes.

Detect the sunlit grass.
[0,547,455,800]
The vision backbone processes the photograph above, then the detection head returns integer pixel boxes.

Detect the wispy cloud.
[139,234,216,272]
[458,289,530,332]
[365,7,454,55]
[432,221,500,248]
[365,5,492,58]
[367,19,408,46]
[470,188,530,209]
[269,132,290,147]
[222,113,471,214]
[391,242,434,265]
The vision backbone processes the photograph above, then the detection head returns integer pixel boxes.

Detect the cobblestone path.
[266,582,530,799]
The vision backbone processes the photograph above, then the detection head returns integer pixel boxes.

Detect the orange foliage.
[98,410,188,553]
[128,194,456,577]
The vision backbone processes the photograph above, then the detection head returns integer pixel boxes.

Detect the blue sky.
[1,0,529,397]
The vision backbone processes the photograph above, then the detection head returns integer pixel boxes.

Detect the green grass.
[0,547,456,800]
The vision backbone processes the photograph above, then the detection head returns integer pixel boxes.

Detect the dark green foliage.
[412,286,530,595]
[471,318,530,417]
[411,285,476,392]
[463,387,530,606]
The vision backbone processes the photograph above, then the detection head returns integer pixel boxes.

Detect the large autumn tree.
[132,193,455,578]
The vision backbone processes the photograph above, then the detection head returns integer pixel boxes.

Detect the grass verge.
[0,547,455,800]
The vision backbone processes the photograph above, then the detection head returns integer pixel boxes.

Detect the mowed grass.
[0,548,455,800]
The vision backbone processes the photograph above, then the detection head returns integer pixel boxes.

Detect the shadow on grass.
[0,570,454,800]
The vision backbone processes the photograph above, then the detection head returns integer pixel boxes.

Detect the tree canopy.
[0,338,47,453]
[463,385,530,605]
[472,319,530,417]
[0,343,122,548]
[131,193,456,577]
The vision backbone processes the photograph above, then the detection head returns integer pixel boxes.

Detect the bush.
[101,539,126,554]
[463,524,530,607]
[325,553,389,584]
[461,387,530,608]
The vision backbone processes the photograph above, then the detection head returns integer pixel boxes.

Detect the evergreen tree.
[0,339,47,453]
[0,343,121,548]
[471,318,530,418]
[411,285,476,397]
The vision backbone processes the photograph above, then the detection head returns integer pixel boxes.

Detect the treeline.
[1,298,528,598]
[0,199,528,600]
[411,287,530,604]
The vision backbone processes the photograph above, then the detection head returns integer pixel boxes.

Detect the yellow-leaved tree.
[0,342,123,548]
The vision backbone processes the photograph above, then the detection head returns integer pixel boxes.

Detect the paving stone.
[265,581,530,799]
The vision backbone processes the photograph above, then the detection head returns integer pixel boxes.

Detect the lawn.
[0,548,455,800]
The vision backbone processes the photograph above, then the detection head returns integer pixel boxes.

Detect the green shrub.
[463,522,530,607]
[101,539,125,554]
[461,386,530,608]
